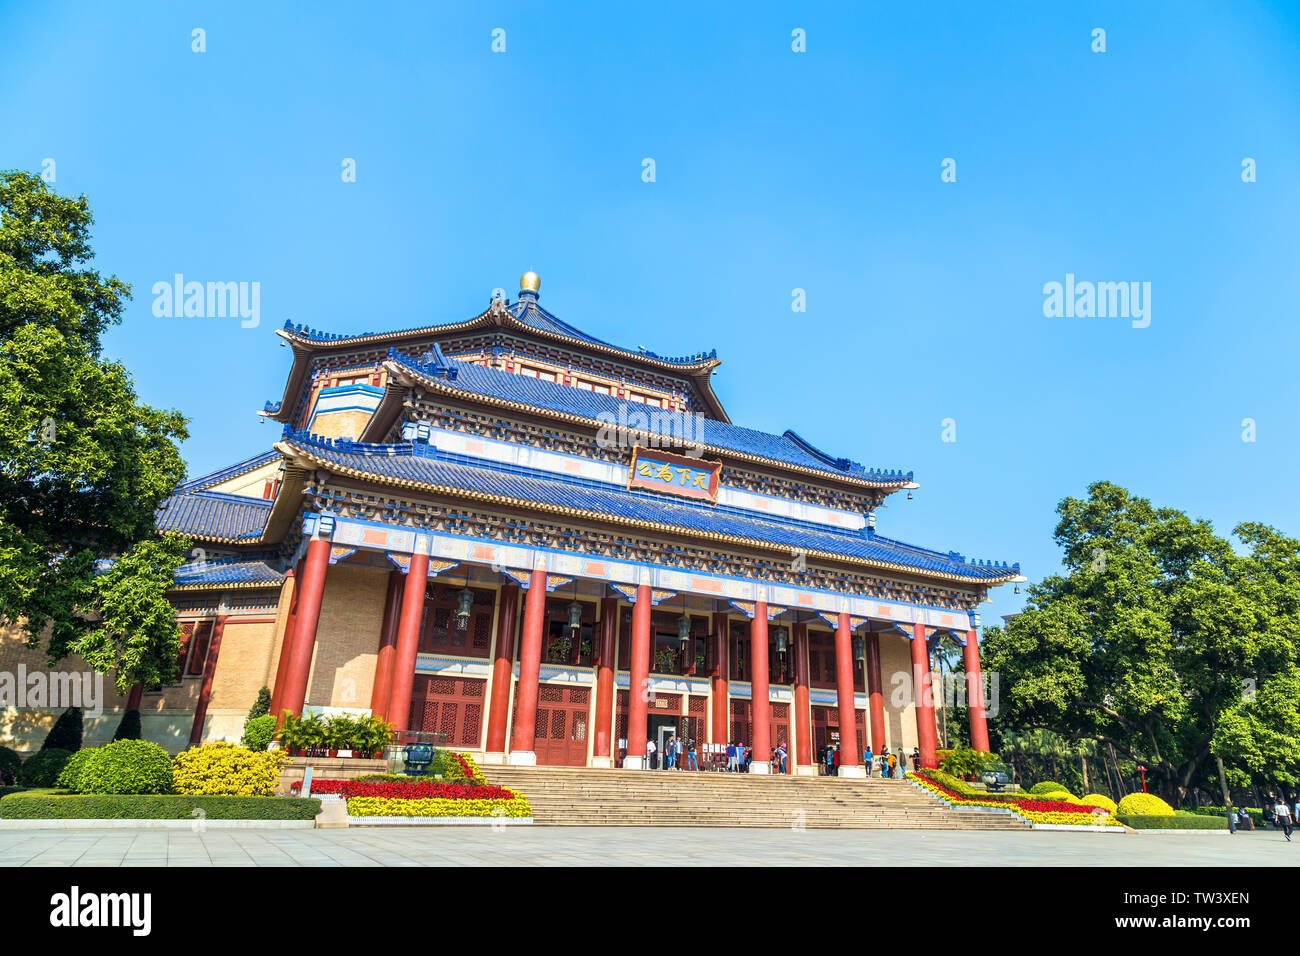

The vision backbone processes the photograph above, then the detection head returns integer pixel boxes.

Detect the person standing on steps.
[645,737,657,771]
[864,745,873,778]
[887,750,898,779]
[687,736,698,771]
[726,740,737,773]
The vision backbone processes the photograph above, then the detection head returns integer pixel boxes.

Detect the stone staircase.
[480,766,1030,829]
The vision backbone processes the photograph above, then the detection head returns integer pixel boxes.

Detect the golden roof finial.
[520,271,540,293]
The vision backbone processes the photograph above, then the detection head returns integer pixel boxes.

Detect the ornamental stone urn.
[403,742,434,775]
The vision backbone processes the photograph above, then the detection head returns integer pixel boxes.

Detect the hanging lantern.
[568,600,583,634]
[852,634,865,660]
[775,626,789,656]
[677,614,691,652]
[455,587,473,630]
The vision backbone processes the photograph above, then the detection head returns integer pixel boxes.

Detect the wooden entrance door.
[531,685,591,766]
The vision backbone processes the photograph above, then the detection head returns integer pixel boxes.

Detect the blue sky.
[3,1,1299,627]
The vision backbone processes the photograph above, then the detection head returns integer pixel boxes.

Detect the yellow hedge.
[346,796,532,818]
[1116,792,1174,816]
[1041,791,1079,802]
[1080,793,1118,813]
[172,743,287,797]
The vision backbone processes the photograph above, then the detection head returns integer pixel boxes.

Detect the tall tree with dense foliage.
[0,170,190,690]
[982,481,1300,804]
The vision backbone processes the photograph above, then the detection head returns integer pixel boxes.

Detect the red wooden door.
[531,685,590,766]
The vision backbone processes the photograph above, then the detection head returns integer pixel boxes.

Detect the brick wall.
[305,564,387,709]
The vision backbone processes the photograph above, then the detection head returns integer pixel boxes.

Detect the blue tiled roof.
[174,557,285,588]
[156,490,274,541]
[278,291,718,368]
[176,450,280,493]
[281,430,1015,583]
[387,349,912,485]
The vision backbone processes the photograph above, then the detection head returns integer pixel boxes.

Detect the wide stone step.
[479,766,1029,830]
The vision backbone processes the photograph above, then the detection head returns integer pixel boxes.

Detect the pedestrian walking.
[1277,797,1294,841]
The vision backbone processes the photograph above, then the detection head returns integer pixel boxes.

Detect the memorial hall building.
[1,272,1020,775]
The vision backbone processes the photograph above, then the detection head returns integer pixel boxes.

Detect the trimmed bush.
[241,714,276,752]
[78,739,173,794]
[1042,791,1080,803]
[172,743,286,796]
[0,792,320,820]
[1117,792,1175,816]
[1029,781,1069,795]
[112,709,142,741]
[42,706,83,752]
[18,748,72,787]
[246,686,271,722]
[1080,793,1118,814]
[1118,813,1229,830]
[56,747,99,791]
[0,746,21,786]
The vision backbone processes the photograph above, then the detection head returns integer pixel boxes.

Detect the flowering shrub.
[1080,794,1117,813]
[908,772,1120,826]
[1116,792,1174,816]
[346,795,532,818]
[311,779,517,801]
[172,743,287,796]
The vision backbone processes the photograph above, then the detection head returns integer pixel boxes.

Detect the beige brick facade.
[305,564,388,710]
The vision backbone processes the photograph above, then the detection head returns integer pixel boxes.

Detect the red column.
[865,630,886,755]
[834,613,861,773]
[368,569,404,721]
[963,628,990,752]
[279,538,331,720]
[592,595,618,764]
[188,614,228,746]
[750,603,771,773]
[509,569,548,763]
[911,622,939,768]
[269,561,302,722]
[793,622,813,772]
[710,612,729,746]
[626,584,652,768]
[386,551,430,735]
[484,583,520,756]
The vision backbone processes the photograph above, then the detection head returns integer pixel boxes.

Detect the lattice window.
[472,611,491,650]
[420,702,439,734]
[535,709,548,738]
[440,703,458,737]
[688,695,707,715]
[569,687,589,705]
[772,703,789,720]
[463,704,482,744]
[571,711,587,741]
[540,685,563,703]
[461,679,483,698]
[550,711,566,739]
[431,677,455,696]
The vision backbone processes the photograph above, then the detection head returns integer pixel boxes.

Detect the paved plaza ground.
[0,826,1292,866]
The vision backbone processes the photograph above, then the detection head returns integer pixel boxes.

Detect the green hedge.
[0,792,321,820]
[1117,814,1229,830]
[1186,806,1265,827]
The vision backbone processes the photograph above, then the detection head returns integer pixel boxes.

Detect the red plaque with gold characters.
[626,447,721,504]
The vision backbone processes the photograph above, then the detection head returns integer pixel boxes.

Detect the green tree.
[983,481,1300,804]
[41,705,83,751]
[246,686,271,722]
[0,170,190,690]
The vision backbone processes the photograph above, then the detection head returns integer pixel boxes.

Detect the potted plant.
[355,715,394,760]
[298,711,327,757]
[276,713,305,756]
[324,714,356,758]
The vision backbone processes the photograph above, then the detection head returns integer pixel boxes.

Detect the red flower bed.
[310,779,516,801]
[922,777,1100,815]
